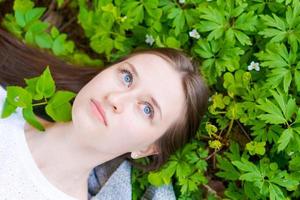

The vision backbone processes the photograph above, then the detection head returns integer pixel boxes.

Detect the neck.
[24,118,121,199]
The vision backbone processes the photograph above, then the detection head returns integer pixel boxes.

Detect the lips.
[90,98,107,126]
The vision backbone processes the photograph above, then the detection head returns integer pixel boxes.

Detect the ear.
[131,144,159,159]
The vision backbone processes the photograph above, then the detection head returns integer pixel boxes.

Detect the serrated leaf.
[233,29,252,45]
[286,98,297,121]
[216,155,240,180]
[295,70,300,92]
[257,98,286,124]
[232,158,258,172]
[240,172,262,182]
[283,71,292,93]
[269,183,285,200]
[277,128,293,152]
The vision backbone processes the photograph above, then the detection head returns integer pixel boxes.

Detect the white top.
[0,86,78,200]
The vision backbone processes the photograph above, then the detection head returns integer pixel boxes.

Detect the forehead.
[122,54,185,123]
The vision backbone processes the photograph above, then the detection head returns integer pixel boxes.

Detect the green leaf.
[283,71,292,93]
[50,26,60,38]
[35,33,53,49]
[255,43,290,69]
[246,141,266,156]
[286,98,297,122]
[277,128,294,152]
[56,0,65,8]
[256,97,286,124]
[52,34,68,55]
[45,90,76,122]
[24,77,43,100]
[295,69,300,92]
[239,172,262,182]
[0,99,18,118]
[216,155,240,180]
[235,11,257,32]
[6,86,32,108]
[13,0,34,13]
[148,172,164,186]
[15,11,26,27]
[269,183,285,200]
[165,37,180,48]
[25,7,46,24]
[289,154,300,171]
[233,29,252,45]
[24,30,34,44]
[22,105,45,131]
[36,66,56,98]
[232,158,259,173]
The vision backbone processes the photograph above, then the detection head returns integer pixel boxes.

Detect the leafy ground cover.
[1,0,300,199]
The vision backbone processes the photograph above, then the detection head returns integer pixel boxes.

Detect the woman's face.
[71,53,185,157]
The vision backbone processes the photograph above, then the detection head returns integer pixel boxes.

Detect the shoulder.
[88,160,176,200]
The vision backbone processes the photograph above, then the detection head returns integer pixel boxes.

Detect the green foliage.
[1,67,76,131]
[148,142,208,198]
[2,0,103,66]
[232,157,298,200]
[2,0,300,199]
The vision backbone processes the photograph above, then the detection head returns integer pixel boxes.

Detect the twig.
[206,149,221,161]
[213,152,216,169]
[198,135,211,140]
[225,117,234,137]
[236,120,252,141]
[202,184,222,199]
[60,0,71,9]
[41,0,56,21]
[59,16,77,32]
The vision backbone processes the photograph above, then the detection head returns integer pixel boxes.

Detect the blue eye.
[118,67,155,120]
[119,68,133,87]
[142,102,154,119]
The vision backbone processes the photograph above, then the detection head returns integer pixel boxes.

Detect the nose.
[105,91,131,114]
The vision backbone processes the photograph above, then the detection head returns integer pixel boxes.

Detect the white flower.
[247,61,260,71]
[189,29,200,39]
[208,97,212,102]
[179,0,185,4]
[145,34,155,46]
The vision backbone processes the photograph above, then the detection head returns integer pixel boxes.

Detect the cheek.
[112,114,150,139]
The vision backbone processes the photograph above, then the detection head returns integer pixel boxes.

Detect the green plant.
[1,67,76,131]
[2,0,300,199]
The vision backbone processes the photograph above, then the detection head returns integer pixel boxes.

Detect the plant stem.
[32,101,47,106]
[236,120,251,141]
[225,117,234,137]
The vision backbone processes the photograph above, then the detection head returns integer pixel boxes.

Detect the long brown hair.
[0,27,210,172]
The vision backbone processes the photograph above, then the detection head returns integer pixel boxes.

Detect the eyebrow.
[125,61,163,120]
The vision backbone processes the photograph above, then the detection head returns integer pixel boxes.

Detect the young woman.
[0,27,209,200]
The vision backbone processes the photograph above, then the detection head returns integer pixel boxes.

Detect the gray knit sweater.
[87,160,176,200]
